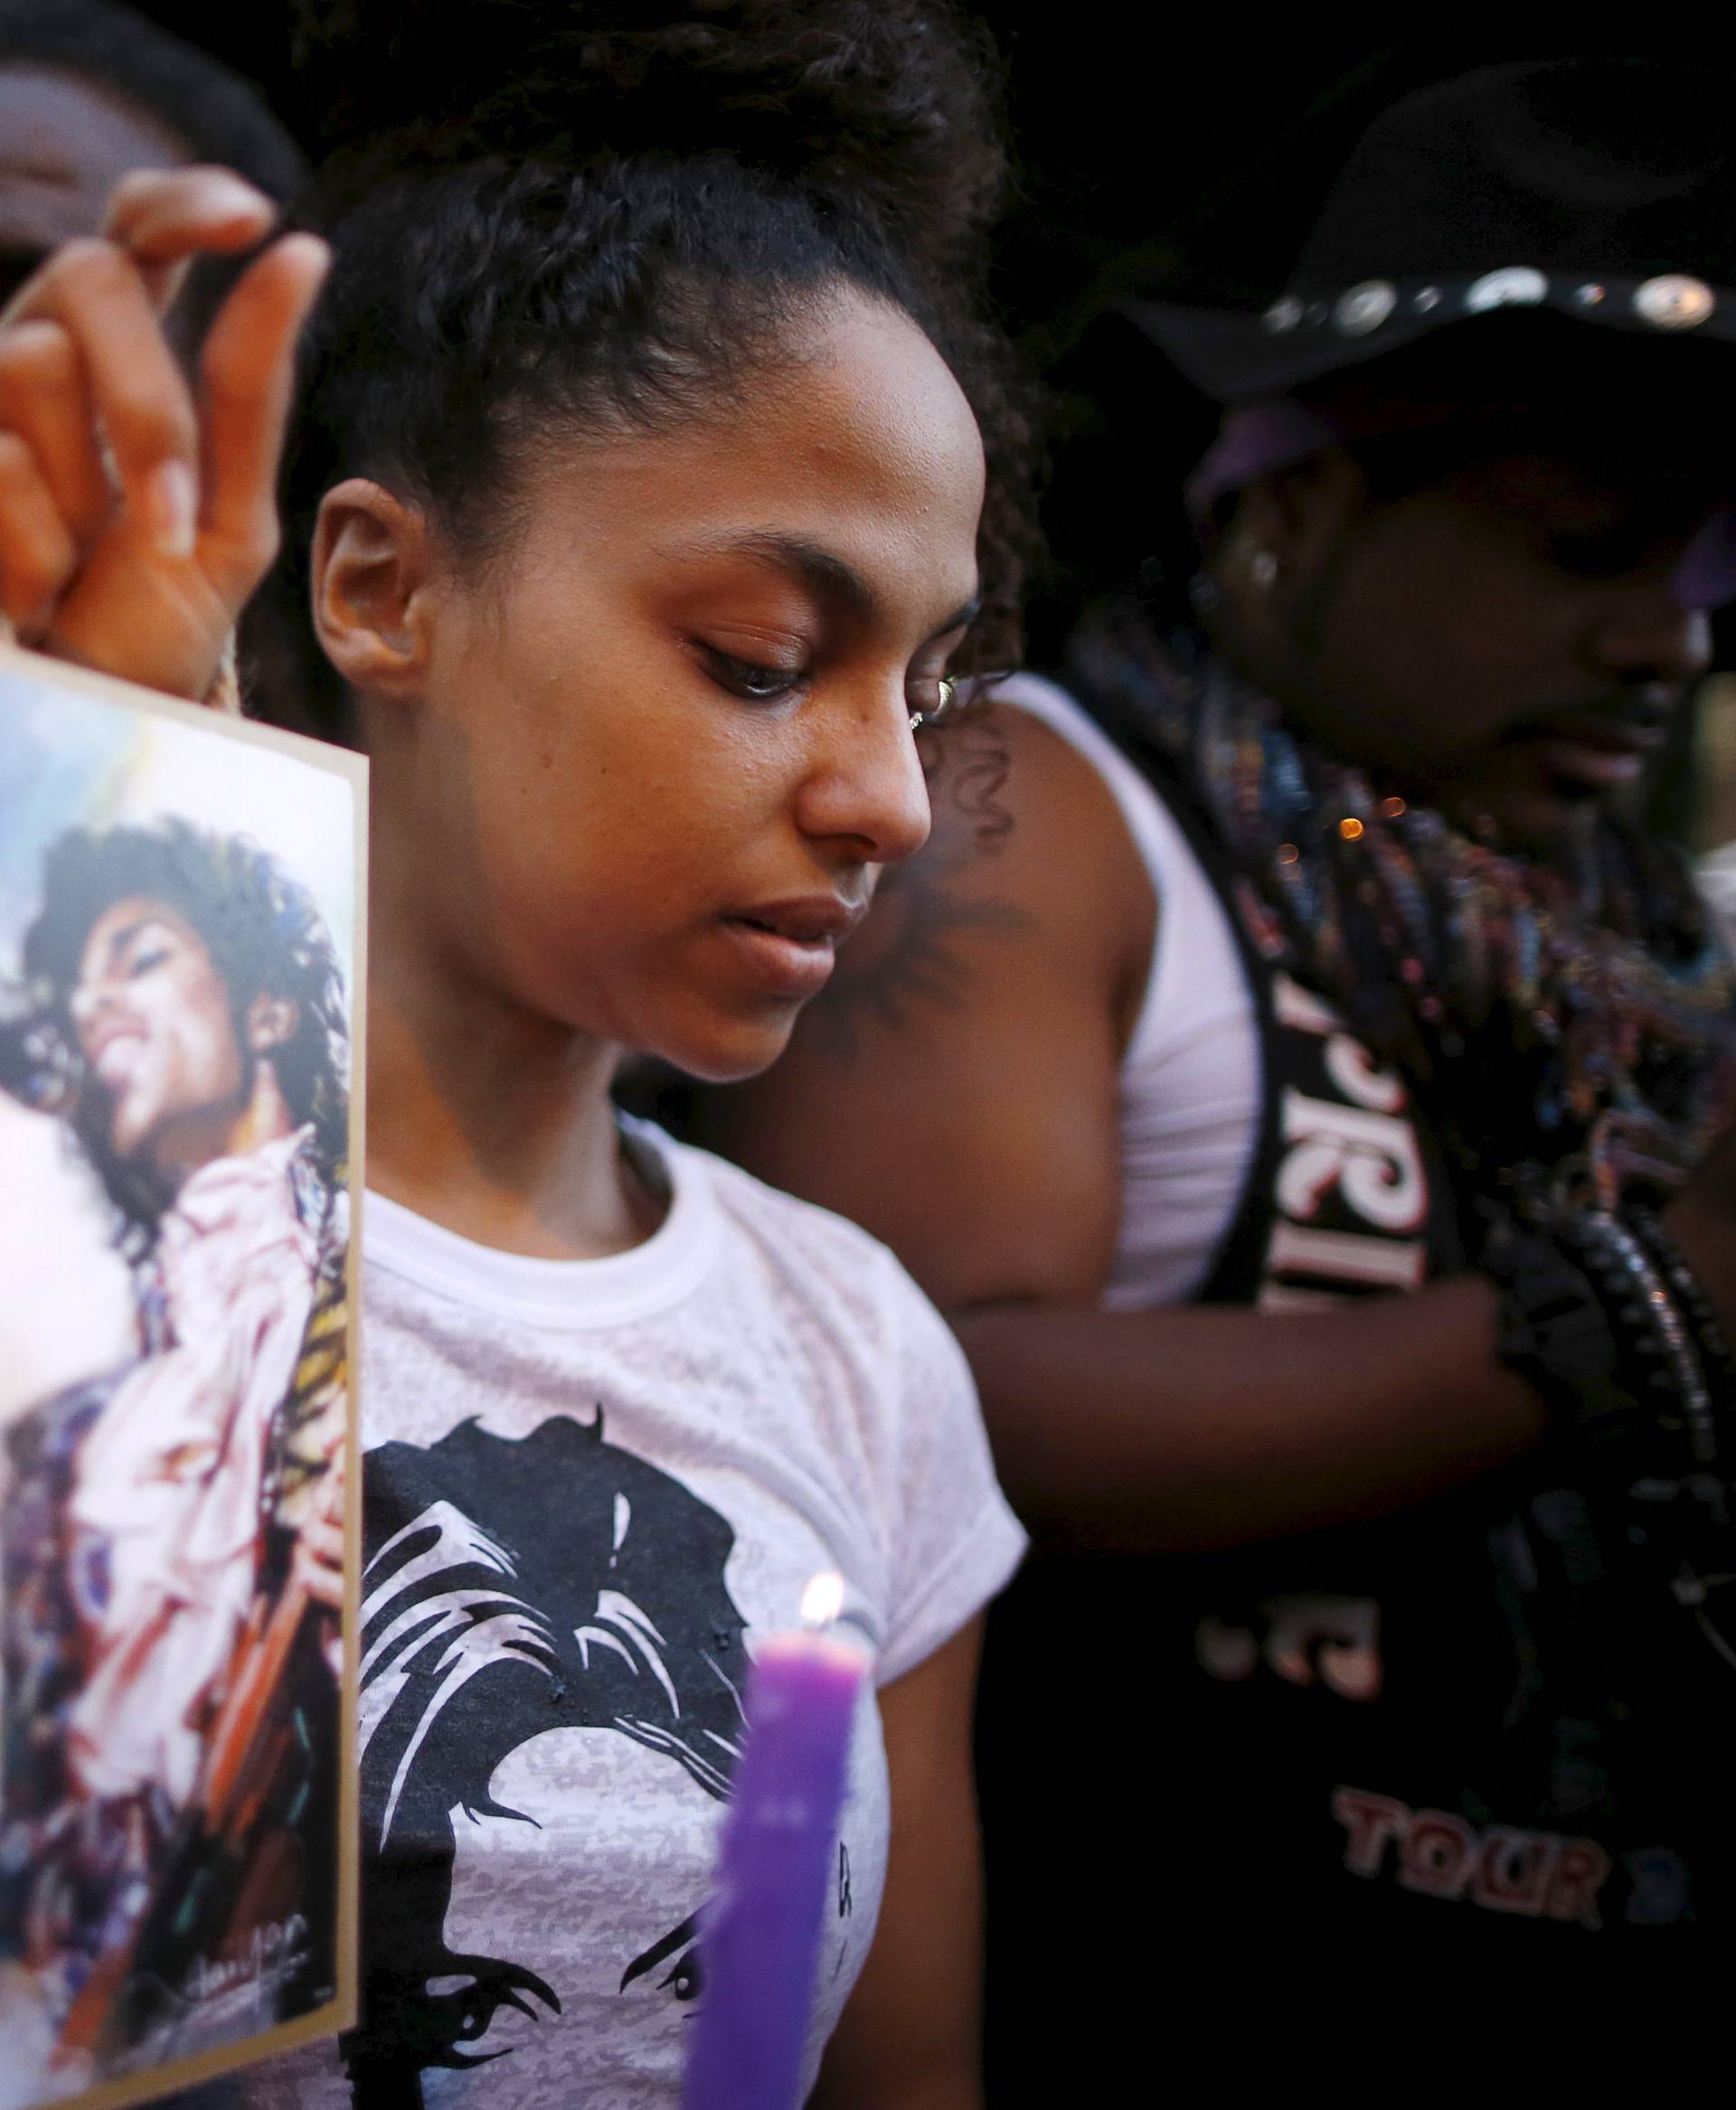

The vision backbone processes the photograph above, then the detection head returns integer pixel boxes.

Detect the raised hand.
[0,166,328,702]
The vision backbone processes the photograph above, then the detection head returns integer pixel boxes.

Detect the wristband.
[1479,1215,1648,1452]
[1627,1201,1736,1407]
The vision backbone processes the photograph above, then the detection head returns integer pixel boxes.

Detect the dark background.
[123,15,1736,832]
[130,15,1639,319]
[127,17,1723,655]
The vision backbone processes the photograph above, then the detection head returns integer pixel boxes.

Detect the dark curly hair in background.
[245,0,1039,738]
[17,819,349,1253]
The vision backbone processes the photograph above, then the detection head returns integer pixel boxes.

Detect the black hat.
[1133,59,1736,404]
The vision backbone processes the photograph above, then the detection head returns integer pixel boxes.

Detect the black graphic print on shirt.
[344,1413,750,2089]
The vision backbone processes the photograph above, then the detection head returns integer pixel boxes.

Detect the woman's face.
[348,289,986,1080]
[70,898,246,1170]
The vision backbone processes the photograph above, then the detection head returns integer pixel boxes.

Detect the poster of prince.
[0,642,363,2110]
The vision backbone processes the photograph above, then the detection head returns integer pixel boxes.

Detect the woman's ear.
[311,479,437,702]
[247,994,299,1055]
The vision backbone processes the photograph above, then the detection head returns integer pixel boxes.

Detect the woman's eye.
[703,649,804,702]
[127,944,171,979]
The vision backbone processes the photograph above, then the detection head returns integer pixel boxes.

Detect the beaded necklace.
[1069,598,1736,1208]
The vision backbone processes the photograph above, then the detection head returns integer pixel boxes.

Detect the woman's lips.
[715,896,864,1001]
[717,917,839,998]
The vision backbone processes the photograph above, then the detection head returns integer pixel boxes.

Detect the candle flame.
[800,1570,844,1628]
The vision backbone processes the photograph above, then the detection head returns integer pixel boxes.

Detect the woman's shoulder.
[987,671,1200,892]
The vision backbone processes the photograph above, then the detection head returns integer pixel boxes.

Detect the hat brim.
[1130,270,1736,403]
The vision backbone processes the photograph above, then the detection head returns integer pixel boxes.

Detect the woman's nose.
[797,692,931,867]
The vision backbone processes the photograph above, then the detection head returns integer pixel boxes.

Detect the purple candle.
[683,1573,869,2110]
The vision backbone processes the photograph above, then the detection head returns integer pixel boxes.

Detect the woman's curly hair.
[17,819,350,1253]
[247,1,1039,737]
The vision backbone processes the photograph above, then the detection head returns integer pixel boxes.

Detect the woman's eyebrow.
[929,593,982,641]
[678,530,977,637]
[685,530,877,621]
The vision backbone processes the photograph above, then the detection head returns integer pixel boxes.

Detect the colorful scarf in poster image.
[1067,601,1736,1205]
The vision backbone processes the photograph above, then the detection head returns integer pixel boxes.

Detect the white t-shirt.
[235,1121,1025,2109]
[995,674,1261,1305]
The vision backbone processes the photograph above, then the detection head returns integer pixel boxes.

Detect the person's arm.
[699,700,1549,1555]
[808,1616,986,2110]
[954,1281,1541,1551]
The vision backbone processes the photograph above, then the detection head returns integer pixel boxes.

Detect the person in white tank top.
[699,55,1736,2088]
[985,671,1259,1307]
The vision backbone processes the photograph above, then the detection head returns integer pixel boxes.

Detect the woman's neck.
[363,950,664,1263]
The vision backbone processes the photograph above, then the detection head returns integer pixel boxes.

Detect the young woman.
[0,5,1028,2103]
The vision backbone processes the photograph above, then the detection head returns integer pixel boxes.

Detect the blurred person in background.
[702,58,1736,2069]
[0,0,302,345]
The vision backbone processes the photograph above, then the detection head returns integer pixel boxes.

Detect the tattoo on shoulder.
[808,711,1033,1056]
[921,707,1015,860]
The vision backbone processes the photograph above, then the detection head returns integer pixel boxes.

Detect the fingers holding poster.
[0,644,362,2110]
